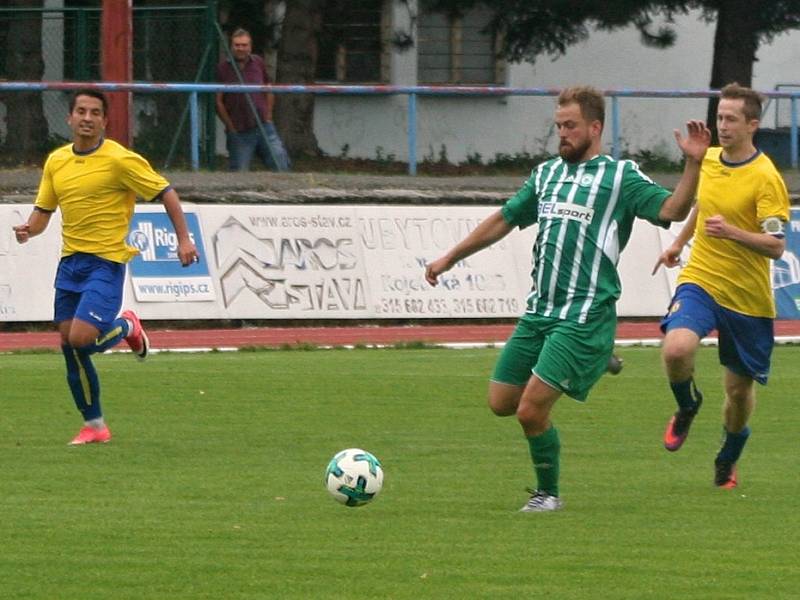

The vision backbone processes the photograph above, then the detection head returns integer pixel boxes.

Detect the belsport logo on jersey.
[538,202,594,225]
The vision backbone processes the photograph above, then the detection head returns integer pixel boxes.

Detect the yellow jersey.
[678,147,790,317]
[35,138,170,263]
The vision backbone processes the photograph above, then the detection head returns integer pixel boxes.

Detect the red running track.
[2,320,800,352]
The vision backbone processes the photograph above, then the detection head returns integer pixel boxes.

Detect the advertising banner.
[1,202,706,322]
[194,205,536,319]
[356,205,533,318]
[774,207,800,319]
[128,210,214,302]
[0,205,62,321]
[205,205,365,317]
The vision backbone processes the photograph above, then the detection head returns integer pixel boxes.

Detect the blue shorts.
[54,253,125,328]
[660,283,774,384]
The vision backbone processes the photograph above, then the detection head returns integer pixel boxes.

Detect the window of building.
[417,5,504,85]
[315,0,389,83]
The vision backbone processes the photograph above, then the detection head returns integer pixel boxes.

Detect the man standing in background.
[215,28,291,172]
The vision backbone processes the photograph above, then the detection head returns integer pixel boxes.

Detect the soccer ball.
[325,448,384,507]
[607,353,624,375]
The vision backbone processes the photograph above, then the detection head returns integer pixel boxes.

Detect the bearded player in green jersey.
[425,86,711,512]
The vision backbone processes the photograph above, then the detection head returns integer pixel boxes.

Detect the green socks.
[527,426,561,497]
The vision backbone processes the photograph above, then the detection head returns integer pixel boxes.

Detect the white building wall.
[312,5,800,163]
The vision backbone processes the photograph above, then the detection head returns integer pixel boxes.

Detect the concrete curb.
[2,168,799,205]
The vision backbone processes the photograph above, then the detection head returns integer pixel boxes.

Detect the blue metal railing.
[2,81,799,174]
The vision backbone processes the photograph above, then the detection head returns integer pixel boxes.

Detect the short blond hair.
[720,83,764,121]
[558,86,605,126]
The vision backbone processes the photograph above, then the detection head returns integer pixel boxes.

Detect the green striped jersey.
[501,154,672,323]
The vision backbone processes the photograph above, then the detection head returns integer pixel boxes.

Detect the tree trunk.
[706,0,759,139]
[274,0,324,159]
[0,0,48,164]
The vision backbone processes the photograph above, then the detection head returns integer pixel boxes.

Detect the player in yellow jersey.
[13,89,199,445]
[653,83,790,488]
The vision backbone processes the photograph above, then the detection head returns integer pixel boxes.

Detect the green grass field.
[1,346,798,599]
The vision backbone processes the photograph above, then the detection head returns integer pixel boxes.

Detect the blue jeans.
[226,121,291,172]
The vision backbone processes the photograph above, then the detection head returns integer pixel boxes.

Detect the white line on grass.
[17,334,797,357]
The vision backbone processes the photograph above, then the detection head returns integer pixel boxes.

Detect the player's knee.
[661,340,692,369]
[515,402,547,432]
[488,382,521,416]
[488,395,516,416]
[725,386,753,408]
[67,331,95,349]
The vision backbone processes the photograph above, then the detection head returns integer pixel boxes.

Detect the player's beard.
[559,138,592,162]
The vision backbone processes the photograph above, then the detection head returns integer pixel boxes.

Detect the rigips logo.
[128,220,196,262]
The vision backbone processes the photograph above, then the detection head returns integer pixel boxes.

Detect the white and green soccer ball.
[325,448,384,507]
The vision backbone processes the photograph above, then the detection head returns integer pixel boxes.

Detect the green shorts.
[491,309,617,402]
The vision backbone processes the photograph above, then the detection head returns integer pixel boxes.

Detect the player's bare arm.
[657,120,711,222]
[704,214,786,259]
[425,210,513,286]
[652,206,699,274]
[13,208,52,244]
[161,189,200,266]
